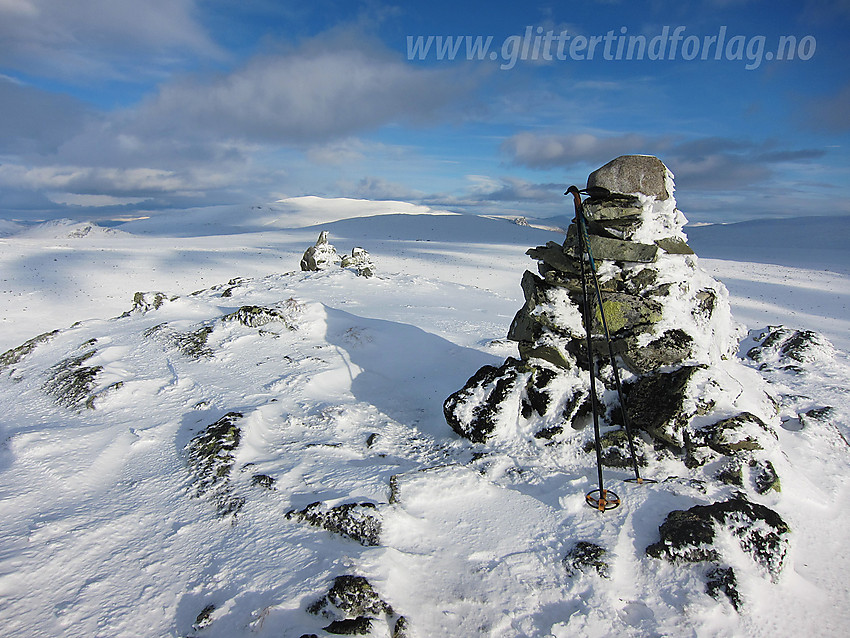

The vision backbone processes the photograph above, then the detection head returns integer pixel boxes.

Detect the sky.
[0,0,848,225]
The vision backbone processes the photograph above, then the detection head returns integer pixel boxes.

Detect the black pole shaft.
[575,209,643,483]
[574,204,606,499]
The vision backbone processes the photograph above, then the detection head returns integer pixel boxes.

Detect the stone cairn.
[301,231,374,277]
[444,155,790,595]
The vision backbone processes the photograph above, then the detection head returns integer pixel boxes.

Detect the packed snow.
[0,197,848,637]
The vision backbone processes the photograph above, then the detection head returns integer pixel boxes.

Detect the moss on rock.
[42,347,102,409]
[222,305,295,329]
[286,501,381,546]
[307,575,401,636]
[185,412,245,517]
[0,330,60,373]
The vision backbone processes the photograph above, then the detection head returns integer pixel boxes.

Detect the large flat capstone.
[587,155,670,200]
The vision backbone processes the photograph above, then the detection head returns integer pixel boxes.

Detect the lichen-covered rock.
[799,406,834,428]
[193,603,216,630]
[624,365,702,448]
[307,575,403,636]
[583,428,648,468]
[221,299,301,329]
[622,328,693,373]
[185,412,245,517]
[0,330,59,374]
[692,289,717,323]
[251,473,276,490]
[444,356,590,442]
[218,276,248,298]
[690,412,775,458]
[121,291,171,316]
[392,615,409,638]
[508,271,586,360]
[584,195,642,220]
[750,458,781,494]
[526,242,580,275]
[646,497,790,578]
[84,380,125,409]
[301,230,341,271]
[145,323,214,359]
[563,541,609,577]
[747,325,835,370]
[569,234,659,263]
[286,501,381,546]
[592,292,663,335]
[655,236,695,255]
[324,617,372,635]
[715,459,744,487]
[42,345,102,409]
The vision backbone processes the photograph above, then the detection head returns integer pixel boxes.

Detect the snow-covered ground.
[0,198,848,637]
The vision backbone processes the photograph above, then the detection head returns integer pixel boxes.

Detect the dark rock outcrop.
[706,566,741,610]
[286,501,382,546]
[185,412,245,517]
[747,325,835,371]
[42,344,102,409]
[0,330,60,375]
[563,541,609,577]
[646,497,790,578]
[307,575,405,637]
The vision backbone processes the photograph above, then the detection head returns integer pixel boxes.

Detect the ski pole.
[567,186,655,487]
[567,186,620,511]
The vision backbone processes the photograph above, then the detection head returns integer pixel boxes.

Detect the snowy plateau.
[0,194,848,638]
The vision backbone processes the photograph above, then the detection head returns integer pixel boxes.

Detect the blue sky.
[1,0,848,224]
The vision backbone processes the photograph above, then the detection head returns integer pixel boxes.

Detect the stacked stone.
[509,156,709,380]
[301,231,374,277]
[445,154,791,592]
[445,155,774,465]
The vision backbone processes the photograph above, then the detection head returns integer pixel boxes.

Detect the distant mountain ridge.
[686,215,850,273]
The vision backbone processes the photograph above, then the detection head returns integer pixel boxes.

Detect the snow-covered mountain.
[0,194,848,637]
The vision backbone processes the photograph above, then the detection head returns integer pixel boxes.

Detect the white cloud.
[47,193,149,207]
[502,131,657,168]
[0,0,221,79]
[306,139,368,166]
[464,175,563,202]
[0,0,38,17]
[132,44,470,145]
[340,176,425,201]
[0,164,190,195]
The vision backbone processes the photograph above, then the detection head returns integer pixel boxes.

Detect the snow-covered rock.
[444,155,794,600]
[300,230,342,271]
